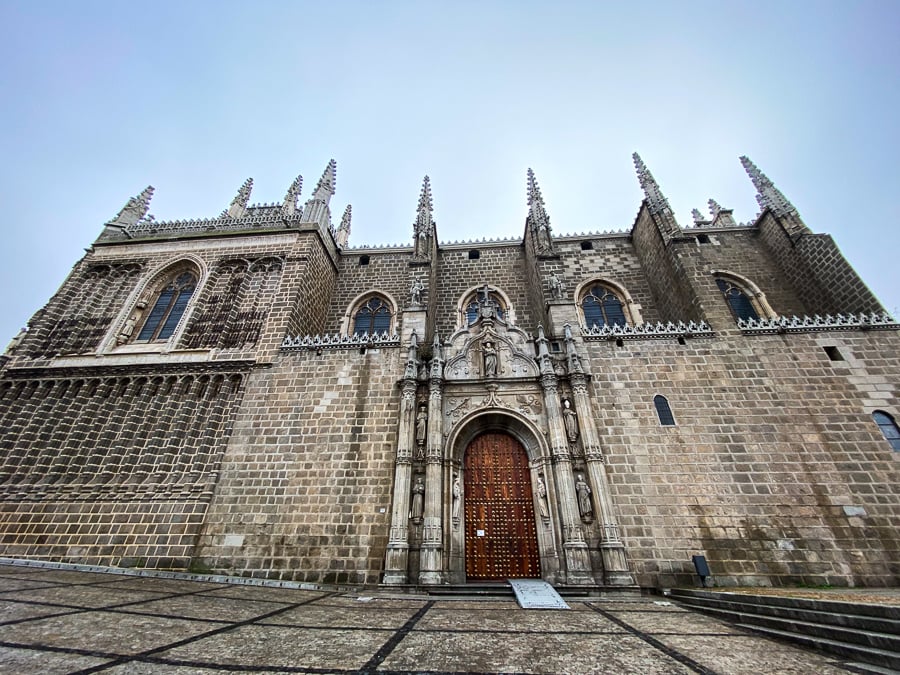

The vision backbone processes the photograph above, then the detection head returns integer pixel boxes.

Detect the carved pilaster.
[537,326,591,584]
[383,378,417,584]
[419,359,444,584]
[569,371,635,586]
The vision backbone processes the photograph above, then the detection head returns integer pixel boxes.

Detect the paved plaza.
[0,563,876,674]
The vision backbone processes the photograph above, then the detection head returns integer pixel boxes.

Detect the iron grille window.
[716,278,759,322]
[654,395,675,426]
[873,411,900,451]
[137,272,197,342]
[582,285,626,328]
[353,297,391,336]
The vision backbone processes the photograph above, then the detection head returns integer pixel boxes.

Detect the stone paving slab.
[0,564,873,674]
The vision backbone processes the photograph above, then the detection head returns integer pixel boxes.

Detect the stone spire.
[281,174,303,217]
[303,159,337,230]
[707,198,737,228]
[526,168,554,254]
[108,186,154,228]
[740,156,799,219]
[412,176,434,259]
[227,178,253,218]
[632,153,680,239]
[335,204,352,248]
[691,208,709,226]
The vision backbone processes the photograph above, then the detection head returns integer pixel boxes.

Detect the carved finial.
[313,159,337,200]
[108,185,155,228]
[691,208,707,225]
[708,198,722,217]
[227,178,253,218]
[281,175,303,216]
[412,176,434,259]
[632,152,681,237]
[740,156,799,219]
[335,205,352,248]
[526,169,553,254]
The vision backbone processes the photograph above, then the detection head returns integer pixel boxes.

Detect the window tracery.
[135,271,198,342]
[715,278,759,322]
[352,295,393,336]
[581,284,627,328]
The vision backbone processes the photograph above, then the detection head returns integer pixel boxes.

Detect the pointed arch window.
[715,278,760,322]
[464,291,506,325]
[654,395,675,426]
[873,411,900,451]
[353,296,392,336]
[136,271,197,342]
[582,284,627,328]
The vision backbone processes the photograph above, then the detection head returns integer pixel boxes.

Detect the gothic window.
[462,289,506,326]
[581,284,627,328]
[715,277,760,322]
[873,411,900,451]
[352,296,392,336]
[654,395,675,426]
[136,271,197,342]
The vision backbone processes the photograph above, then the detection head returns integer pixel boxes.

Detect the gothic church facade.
[1,155,898,589]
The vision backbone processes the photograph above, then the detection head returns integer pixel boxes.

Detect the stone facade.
[1,157,898,589]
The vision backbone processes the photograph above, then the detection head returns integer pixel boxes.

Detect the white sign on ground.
[508,578,570,609]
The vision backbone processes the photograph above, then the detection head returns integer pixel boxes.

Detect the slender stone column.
[383,336,419,584]
[419,335,444,584]
[536,326,593,585]
[564,325,635,585]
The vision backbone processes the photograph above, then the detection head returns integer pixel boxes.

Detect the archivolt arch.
[573,276,643,327]
[447,409,549,465]
[710,269,776,320]
[339,289,400,335]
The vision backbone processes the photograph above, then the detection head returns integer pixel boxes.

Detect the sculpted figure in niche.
[549,272,564,299]
[483,341,498,377]
[415,405,427,456]
[411,475,425,522]
[410,276,425,305]
[536,474,550,519]
[575,474,593,520]
[451,473,461,523]
[117,300,148,344]
[562,398,579,443]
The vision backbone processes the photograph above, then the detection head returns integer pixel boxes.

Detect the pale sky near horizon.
[1,1,898,344]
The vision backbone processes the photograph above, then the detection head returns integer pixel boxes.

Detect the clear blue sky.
[1,0,898,344]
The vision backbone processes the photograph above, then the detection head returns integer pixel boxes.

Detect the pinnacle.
[417,175,433,214]
[339,204,352,231]
[526,168,544,207]
[314,159,337,197]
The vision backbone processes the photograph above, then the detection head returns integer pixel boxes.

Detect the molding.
[281,332,401,351]
[581,320,713,341]
[738,313,899,335]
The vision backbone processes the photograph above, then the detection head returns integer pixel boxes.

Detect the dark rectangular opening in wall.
[359,255,370,266]
[468,249,480,260]
[824,345,844,361]
[697,234,711,244]
[580,241,593,250]
[550,341,561,353]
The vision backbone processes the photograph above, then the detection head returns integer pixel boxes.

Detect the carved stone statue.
[410,276,425,305]
[537,474,550,519]
[549,272,564,299]
[575,474,592,520]
[411,475,425,522]
[117,300,148,345]
[451,474,461,522]
[562,399,579,443]
[483,341,498,377]
[415,405,427,447]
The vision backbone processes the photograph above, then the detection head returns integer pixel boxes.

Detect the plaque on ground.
[508,578,570,609]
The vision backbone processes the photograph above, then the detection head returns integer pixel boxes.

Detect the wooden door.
[464,433,541,580]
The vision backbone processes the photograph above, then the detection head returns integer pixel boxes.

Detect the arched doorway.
[464,432,541,580]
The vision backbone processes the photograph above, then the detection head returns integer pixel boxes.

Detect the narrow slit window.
[654,395,675,426]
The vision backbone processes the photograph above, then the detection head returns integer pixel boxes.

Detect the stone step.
[669,590,900,636]
[671,588,899,620]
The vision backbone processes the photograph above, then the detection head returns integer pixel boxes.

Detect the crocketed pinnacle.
[338,204,352,233]
[281,175,303,215]
[632,153,672,216]
[708,198,723,217]
[312,159,337,200]
[740,156,798,218]
[415,175,433,232]
[526,168,551,228]
[231,178,253,208]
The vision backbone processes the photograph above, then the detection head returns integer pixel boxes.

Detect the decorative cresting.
[563,324,635,585]
[383,332,420,584]
[412,176,435,262]
[526,169,554,255]
[281,332,400,350]
[444,285,539,381]
[535,324,593,584]
[581,320,712,341]
[738,312,899,334]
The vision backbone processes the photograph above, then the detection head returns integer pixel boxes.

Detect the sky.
[1,1,898,344]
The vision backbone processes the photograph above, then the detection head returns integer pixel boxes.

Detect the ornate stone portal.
[383,291,635,587]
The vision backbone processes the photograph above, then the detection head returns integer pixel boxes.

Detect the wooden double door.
[464,432,541,580]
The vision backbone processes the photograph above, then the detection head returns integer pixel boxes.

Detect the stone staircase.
[669,589,900,672]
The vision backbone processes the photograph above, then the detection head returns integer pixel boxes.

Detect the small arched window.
[353,296,392,336]
[464,292,506,325]
[654,395,675,426]
[137,271,197,342]
[716,278,759,322]
[582,284,627,328]
[873,411,900,451]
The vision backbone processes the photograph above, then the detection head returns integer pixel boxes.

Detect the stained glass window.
[137,272,197,342]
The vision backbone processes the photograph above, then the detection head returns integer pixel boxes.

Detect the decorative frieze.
[738,312,899,334]
[281,332,401,350]
[581,320,712,341]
